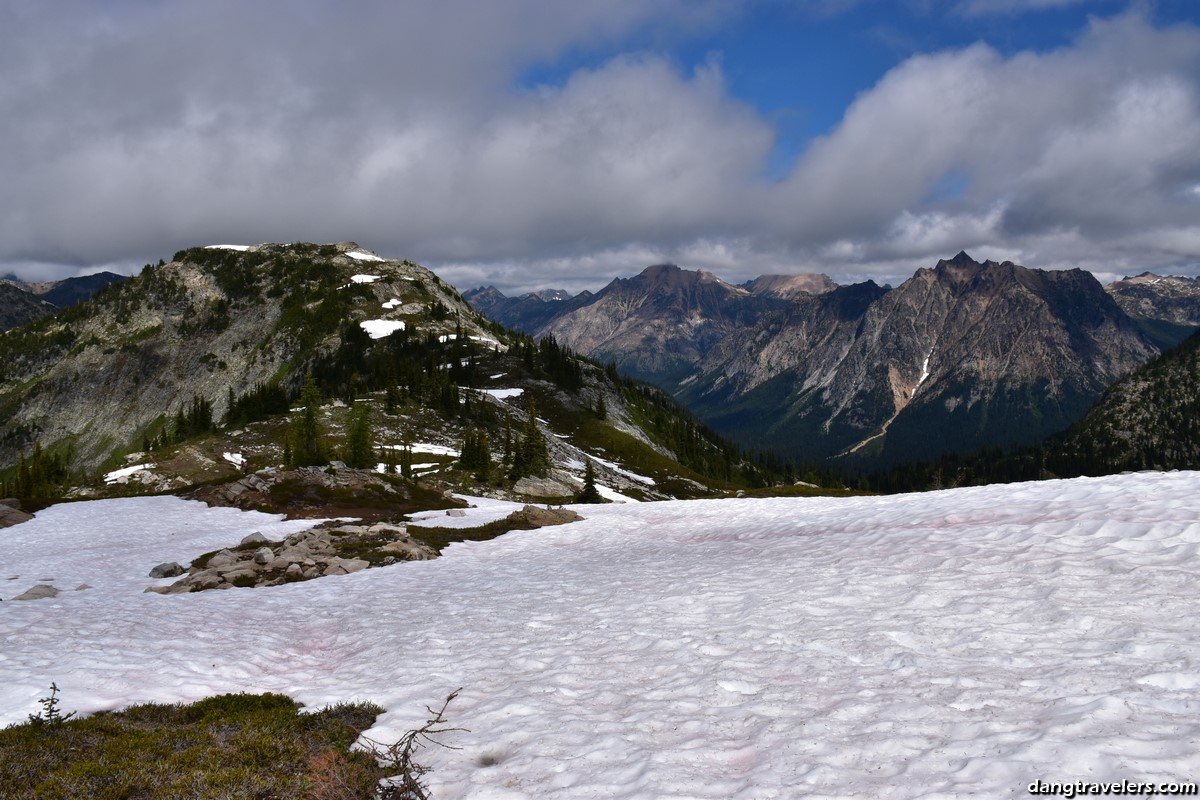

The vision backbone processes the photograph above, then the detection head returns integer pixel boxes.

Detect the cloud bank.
[1,2,1197,290]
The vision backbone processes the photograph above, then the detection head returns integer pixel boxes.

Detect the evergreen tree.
[510,400,549,479]
[287,374,328,467]
[576,459,604,504]
[459,428,491,480]
[596,393,607,420]
[343,404,374,468]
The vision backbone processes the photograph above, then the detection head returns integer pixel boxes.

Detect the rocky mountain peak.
[743,273,838,299]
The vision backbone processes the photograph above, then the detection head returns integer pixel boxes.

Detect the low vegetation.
[1,687,465,800]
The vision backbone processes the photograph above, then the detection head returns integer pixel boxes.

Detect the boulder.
[252,547,274,565]
[149,562,185,579]
[446,509,467,518]
[510,505,583,528]
[206,549,239,569]
[13,584,59,600]
[513,476,575,498]
[240,532,268,545]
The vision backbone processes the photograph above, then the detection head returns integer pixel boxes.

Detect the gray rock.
[513,476,575,498]
[285,563,303,579]
[207,549,239,568]
[446,509,467,517]
[149,562,185,579]
[240,532,268,545]
[13,584,59,600]
[252,547,274,565]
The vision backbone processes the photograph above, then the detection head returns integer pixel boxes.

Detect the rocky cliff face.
[537,264,787,386]
[688,253,1155,464]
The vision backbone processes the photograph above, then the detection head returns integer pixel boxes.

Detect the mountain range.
[0,271,128,333]
[467,253,1200,467]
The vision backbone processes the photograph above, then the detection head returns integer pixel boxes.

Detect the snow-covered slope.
[4,474,1200,798]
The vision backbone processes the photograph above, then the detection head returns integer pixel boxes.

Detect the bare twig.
[360,689,466,800]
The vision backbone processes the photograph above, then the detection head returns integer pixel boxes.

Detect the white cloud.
[0,3,1198,290]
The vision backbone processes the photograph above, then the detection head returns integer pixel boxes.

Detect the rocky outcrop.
[507,504,582,527]
[0,499,33,528]
[147,520,437,594]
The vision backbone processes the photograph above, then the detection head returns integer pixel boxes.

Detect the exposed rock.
[446,509,467,517]
[510,505,583,528]
[151,517,438,593]
[240,532,268,545]
[13,584,59,600]
[0,503,33,528]
[206,549,239,568]
[149,562,185,578]
[512,476,575,498]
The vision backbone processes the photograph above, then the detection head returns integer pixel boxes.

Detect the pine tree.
[576,459,604,504]
[596,393,607,420]
[287,373,328,467]
[343,404,374,468]
[510,400,549,479]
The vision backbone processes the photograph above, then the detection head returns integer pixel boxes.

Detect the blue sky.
[1,1,1198,291]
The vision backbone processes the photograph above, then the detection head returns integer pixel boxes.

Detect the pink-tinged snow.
[359,319,406,339]
[102,463,154,484]
[4,474,1200,798]
[346,250,384,262]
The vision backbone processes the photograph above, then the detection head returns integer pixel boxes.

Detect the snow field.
[2,473,1200,798]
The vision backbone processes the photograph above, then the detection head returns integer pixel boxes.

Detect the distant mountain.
[1104,272,1200,349]
[742,273,837,299]
[0,271,129,333]
[470,253,1162,468]
[536,264,789,387]
[462,285,593,334]
[38,271,129,308]
[0,283,56,333]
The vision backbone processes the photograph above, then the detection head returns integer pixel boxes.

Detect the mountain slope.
[537,264,788,387]
[1050,327,1200,473]
[690,253,1155,464]
[1104,272,1200,349]
[0,283,56,333]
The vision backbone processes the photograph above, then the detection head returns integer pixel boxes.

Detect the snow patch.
[359,319,406,339]
[103,463,154,484]
[382,298,402,310]
[222,452,246,468]
[346,251,384,262]
[204,244,250,251]
[350,274,381,284]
